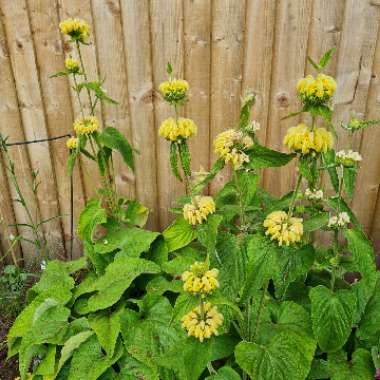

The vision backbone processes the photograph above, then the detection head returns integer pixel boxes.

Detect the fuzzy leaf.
[247,144,295,169]
[178,141,191,177]
[99,127,134,170]
[303,212,329,232]
[205,367,241,380]
[77,199,107,243]
[87,257,160,311]
[94,226,159,258]
[170,142,182,181]
[235,330,315,380]
[310,285,356,352]
[328,349,374,380]
[323,150,339,192]
[343,166,357,199]
[56,330,94,375]
[344,228,376,321]
[163,218,197,252]
[89,305,124,357]
[357,274,380,340]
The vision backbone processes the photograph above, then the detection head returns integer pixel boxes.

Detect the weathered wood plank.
[209,0,246,194]
[263,0,313,196]
[150,0,185,228]
[28,0,86,258]
[120,0,158,229]
[0,0,65,260]
[92,0,135,200]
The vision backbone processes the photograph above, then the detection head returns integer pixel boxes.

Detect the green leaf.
[35,345,56,376]
[328,349,374,380]
[235,330,315,380]
[67,149,79,176]
[205,367,241,380]
[323,150,339,192]
[357,274,380,340]
[303,212,329,232]
[63,257,88,274]
[196,214,223,257]
[178,141,191,177]
[89,304,124,357]
[166,62,173,75]
[318,48,335,69]
[118,354,160,380]
[343,166,357,199]
[162,335,237,380]
[87,257,160,311]
[50,70,69,78]
[94,226,159,258]
[31,299,70,344]
[344,229,376,321]
[170,142,182,181]
[99,127,134,170]
[241,234,280,301]
[307,55,321,71]
[146,276,182,295]
[77,81,119,105]
[56,330,94,375]
[68,334,123,380]
[236,171,259,207]
[162,247,202,276]
[310,285,356,352]
[299,155,318,187]
[163,218,197,252]
[247,143,295,169]
[77,199,107,243]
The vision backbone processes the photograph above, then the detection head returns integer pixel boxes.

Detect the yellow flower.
[65,57,80,73]
[59,18,90,43]
[263,210,303,246]
[297,73,336,104]
[181,302,224,342]
[213,129,253,169]
[73,116,99,135]
[159,79,189,104]
[183,196,216,225]
[182,261,219,295]
[159,117,197,142]
[283,124,333,154]
[66,137,78,150]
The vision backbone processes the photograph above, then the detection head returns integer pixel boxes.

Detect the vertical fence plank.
[0,0,65,259]
[263,0,312,196]
[332,0,380,151]
[120,0,158,229]
[354,26,380,236]
[150,0,185,228]
[91,0,135,200]
[0,17,38,260]
[57,0,103,200]
[209,0,246,193]
[27,0,86,258]
[242,0,276,143]
[183,0,211,175]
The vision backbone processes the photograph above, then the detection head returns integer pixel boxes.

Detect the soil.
[0,318,18,380]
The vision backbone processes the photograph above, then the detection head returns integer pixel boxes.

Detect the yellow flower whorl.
[59,18,90,43]
[213,129,253,169]
[263,210,303,246]
[181,261,219,295]
[181,302,224,342]
[159,117,197,142]
[297,73,336,104]
[283,124,333,154]
[159,79,189,104]
[73,116,99,135]
[183,196,216,225]
[65,57,80,73]
[66,137,78,150]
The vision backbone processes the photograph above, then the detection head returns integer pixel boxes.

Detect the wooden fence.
[1,0,380,262]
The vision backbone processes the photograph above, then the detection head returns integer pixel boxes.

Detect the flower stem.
[288,172,303,216]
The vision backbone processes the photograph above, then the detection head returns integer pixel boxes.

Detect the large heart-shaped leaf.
[235,330,315,380]
[310,285,356,352]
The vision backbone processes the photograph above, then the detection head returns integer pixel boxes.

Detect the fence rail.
[1,0,380,262]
